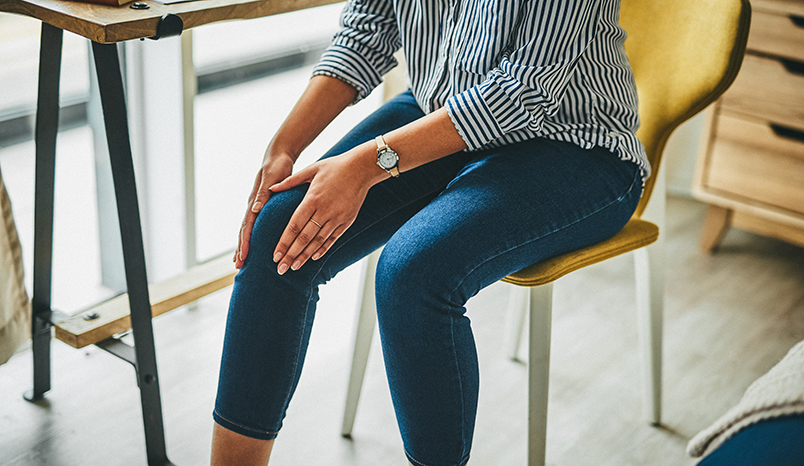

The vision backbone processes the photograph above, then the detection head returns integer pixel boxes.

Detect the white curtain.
[0,165,30,365]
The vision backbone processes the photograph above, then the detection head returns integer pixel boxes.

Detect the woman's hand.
[269,147,381,275]
[235,153,295,269]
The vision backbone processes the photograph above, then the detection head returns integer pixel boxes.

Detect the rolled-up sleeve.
[312,0,402,103]
[446,0,603,150]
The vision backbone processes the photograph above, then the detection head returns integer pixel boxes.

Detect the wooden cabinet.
[694,0,804,251]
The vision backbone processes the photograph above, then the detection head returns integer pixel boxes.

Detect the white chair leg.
[341,248,381,437]
[505,284,530,361]
[634,240,664,426]
[528,283,553,466]
[635,162,665,427]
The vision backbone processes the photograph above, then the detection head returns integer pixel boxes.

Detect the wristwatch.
[375,135,400,178]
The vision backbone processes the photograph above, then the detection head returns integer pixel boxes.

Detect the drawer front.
[720,54,804,130]
[705,114,804,215]
[748,9,804,61]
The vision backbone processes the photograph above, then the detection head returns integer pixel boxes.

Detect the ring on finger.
[309,218,323,228]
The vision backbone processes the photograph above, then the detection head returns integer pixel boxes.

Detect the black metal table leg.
[24,22,63,403]
[91,41,173,466]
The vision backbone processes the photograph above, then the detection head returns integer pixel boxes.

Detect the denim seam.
[213,409,279,436]
[447,167,641,303]
[277,288,316,426]
[405,448,466,466]
[449,315,467,463]
[405,451,429,466]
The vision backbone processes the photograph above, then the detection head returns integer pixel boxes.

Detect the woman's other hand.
[234,152,294,269]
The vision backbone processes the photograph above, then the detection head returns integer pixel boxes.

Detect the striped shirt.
[312,0,649,180]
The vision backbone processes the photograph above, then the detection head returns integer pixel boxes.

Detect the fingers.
[236,172,268,268]
[270,167,311,194]
[269,158,365,274]
[236,155,295,268]
[274,211,331,274]
[282,220,339,274]
[310,224,347,261]
[251,172,273,213]
[274,218,348,274]
[235,209,257,269]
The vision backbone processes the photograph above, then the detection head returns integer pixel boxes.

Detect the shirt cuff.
[446,70,540,150]
[445,85,504,151]
[446,69,544,150]
[311,42,389,104]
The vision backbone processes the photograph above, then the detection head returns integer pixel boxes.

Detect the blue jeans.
[697,414,804,466]
[214,90,643,466]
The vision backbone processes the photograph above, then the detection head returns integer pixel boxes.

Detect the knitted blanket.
[687,339,804,458]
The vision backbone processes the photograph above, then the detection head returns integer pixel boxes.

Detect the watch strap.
[375,135,388,152]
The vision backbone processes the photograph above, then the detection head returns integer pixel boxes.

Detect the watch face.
[378,149,398,169]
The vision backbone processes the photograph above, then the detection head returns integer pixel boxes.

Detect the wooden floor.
[1,196,803,466]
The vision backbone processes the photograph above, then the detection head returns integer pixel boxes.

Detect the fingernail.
[278,263,288,275]
[311,252,321,261]
[251,201,262,213]
[291,260,302,271]
[273,252,282,263]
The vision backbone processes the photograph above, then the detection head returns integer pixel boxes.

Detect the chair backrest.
[620,0,751,217]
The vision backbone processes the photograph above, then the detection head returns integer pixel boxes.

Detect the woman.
[210,0,648,464]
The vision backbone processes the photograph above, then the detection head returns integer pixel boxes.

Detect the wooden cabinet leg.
[700,204,733,253]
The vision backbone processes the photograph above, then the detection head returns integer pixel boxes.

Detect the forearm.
[342,107,469,186]
[266,75,358,162]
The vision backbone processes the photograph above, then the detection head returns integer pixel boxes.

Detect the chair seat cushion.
[502,218,659,287]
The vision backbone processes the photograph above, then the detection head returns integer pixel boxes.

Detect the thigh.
[379,138,643,306]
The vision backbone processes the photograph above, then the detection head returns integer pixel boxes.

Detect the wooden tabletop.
[0,0,341,43]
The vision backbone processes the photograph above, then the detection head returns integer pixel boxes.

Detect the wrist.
[375,134,400,179]
[263,145,298,166]
[345,140,391,187]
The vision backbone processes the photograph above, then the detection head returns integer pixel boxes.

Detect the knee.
[375,237,459,323]
[228,189,322,323]
[376,241,424,302]
[238,188,310,282]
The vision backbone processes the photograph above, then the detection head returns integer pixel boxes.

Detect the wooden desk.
[0,0,340,42]
[0,0,336,463]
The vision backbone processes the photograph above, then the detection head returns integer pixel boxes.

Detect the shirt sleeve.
[445,0,603,150]
[312,0,402,104]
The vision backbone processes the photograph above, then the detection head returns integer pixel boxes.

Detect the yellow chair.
[341,0,752,464]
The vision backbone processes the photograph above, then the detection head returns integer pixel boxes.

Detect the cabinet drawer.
[748,9,804,61]
[705,114,804,215]
[720,54,804,130]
